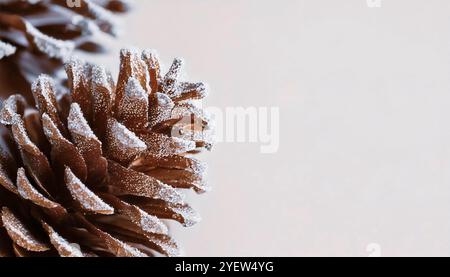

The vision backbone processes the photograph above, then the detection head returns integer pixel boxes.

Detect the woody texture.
[0,48,213,257]
[0,0,130,100]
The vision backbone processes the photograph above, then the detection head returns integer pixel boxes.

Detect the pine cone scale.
[1,206,50,252]
[0,49,213,257]
[0,0,130,101]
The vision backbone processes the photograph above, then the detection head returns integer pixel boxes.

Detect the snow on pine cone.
[0,48,213,257]
[0,0,130,100]
[0,0,131,59]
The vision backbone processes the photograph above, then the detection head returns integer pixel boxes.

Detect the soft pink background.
[86,0,450,256]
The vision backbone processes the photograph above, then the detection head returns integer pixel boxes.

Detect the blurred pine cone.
[0,49,213,257]
[0,0,130,101]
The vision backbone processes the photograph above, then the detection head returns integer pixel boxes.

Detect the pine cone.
[0,48,213,257]
[0,0,130,100]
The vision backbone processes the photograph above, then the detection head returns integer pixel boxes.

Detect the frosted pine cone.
[0,49,213,257]
[0,0,130,100]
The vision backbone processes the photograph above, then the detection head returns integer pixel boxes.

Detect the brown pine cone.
[0,0,130,101]
[0,48,213,257]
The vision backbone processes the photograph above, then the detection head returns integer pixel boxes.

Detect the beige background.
[88,0,450,256]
